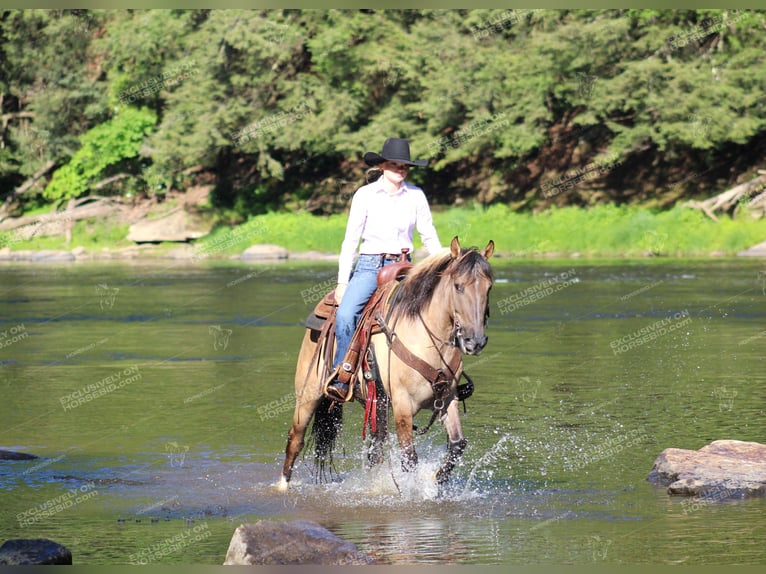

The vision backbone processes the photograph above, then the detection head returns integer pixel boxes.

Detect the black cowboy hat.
[363,137,428,167]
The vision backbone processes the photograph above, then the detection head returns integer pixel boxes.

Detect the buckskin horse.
[278,236,494,491]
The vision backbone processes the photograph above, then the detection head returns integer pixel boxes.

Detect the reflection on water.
[1,259,765,564]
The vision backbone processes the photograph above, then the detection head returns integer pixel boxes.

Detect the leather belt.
[361,252,412,262]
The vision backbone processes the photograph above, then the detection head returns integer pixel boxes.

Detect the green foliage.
[232,205,766,257]
[440,203,766,257]
[43,107,157,201]
[0,9,110,182]
[93,9,193,110]
[2,9,766,216]
[249,210,347,252]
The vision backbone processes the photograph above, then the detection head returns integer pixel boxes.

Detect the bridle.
[452,318,466,354]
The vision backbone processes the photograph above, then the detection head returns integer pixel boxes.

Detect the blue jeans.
[333,254,404,372]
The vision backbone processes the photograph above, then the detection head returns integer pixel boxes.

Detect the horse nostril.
[468,336,487,355]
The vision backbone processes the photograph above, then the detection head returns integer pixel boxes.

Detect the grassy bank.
[4,204,766,258]
[242,203,766,258]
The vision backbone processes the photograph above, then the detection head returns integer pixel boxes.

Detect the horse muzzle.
[458,333,487,356]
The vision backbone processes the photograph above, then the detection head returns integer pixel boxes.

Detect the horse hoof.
[276,476,289,492]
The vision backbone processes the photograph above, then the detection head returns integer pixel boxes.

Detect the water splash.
[327,458,443,504]
[276,440,456,506]
[460,432,514,496]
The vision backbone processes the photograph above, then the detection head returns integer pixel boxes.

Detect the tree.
[43,106,156,202]
[1,9,765,216]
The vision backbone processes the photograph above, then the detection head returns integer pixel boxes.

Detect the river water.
[1,257,764,565]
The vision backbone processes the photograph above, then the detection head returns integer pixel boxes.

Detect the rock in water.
[0,539,72,565]
[223,520,375,565]
[0,449,38,461]
[649,439,766,496]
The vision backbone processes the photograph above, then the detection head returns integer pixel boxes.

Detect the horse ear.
[450,236,461,259]
[483,240,495,259]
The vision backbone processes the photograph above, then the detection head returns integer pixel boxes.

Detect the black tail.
[310,395,343,483]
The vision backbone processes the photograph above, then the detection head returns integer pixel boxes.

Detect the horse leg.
[279,329,325,491]
[392,398,418,472]
[367,391,389,467]
[435,398,467,484]
[279,393,319,490]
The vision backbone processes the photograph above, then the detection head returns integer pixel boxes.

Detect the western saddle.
[305,252,414,402]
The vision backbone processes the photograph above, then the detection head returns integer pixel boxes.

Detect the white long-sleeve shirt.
[337,180,442,284]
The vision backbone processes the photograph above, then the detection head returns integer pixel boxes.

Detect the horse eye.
[455,283,464,294]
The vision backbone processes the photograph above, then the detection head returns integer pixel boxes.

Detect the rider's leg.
[327,255,382,399]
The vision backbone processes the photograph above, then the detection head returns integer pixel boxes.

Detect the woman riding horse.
[279,235,494,491]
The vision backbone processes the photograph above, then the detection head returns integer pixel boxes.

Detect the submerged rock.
[649,439,766,497]
[0,449,38,461]
[0,539,72,565]
[223,520,375,565]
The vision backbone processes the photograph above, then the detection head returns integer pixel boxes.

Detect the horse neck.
[417,275,455,345]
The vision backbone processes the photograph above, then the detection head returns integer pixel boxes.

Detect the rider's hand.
[334,283,347,305]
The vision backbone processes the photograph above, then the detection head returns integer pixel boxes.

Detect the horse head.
[447,236,495,355]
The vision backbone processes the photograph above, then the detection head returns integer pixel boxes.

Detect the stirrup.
[323,369,353,402]
[325,381,350,402]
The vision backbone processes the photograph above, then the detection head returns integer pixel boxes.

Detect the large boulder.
[127,208,211,243]
[0,539,72,565]
[649,439,766,497]
[222,520,375,565]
